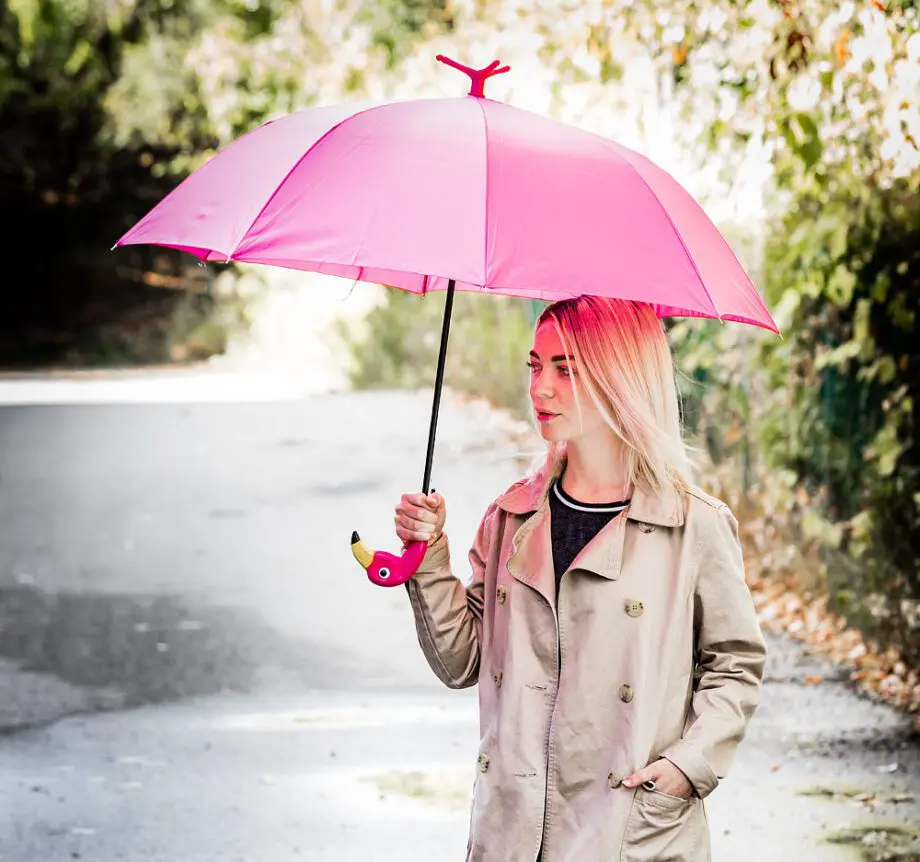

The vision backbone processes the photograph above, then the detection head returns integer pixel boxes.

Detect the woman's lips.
[536,411,559,422]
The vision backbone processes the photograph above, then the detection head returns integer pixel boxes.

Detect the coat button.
[625,600,644,617]
[619,684,634,703]
[638,522,656,533]
[496,585,507,605]
[477,753,490,773]
[493,669,503,688]
[608,771,627,789]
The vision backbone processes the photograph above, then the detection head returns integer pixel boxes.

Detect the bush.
[333,289,538,419]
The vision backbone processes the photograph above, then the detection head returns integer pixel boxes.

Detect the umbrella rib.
[226,103,387,261]
[609,146,724,322]
[476,97,491,290]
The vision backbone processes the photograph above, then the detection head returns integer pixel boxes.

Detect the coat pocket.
[621,787,706,862]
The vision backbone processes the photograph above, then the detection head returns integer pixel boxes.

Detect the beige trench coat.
[406,460,766,862]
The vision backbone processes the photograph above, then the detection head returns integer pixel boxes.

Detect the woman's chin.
[537,423,565,442]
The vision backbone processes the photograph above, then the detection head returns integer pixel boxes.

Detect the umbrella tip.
[436,55,510,98]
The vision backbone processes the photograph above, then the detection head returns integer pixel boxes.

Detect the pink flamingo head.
[350,531,427,587]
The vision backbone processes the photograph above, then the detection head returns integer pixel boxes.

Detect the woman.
[394,296,766,862]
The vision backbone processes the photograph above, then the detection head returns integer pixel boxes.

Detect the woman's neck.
[560,437,630,503]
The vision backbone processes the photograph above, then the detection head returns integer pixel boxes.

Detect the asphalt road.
[0,372,917,862]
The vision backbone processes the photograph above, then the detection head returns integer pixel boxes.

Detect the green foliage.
[334,290,534,418]
[0,0,444,365]
[0,0,223,363]
[362,0,456,67]
[618,0,920,662]
[756,172,919,655]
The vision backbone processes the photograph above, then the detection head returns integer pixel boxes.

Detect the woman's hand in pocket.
[623,759,693,799]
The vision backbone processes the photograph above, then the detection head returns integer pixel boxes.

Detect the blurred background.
[0,1,918,860]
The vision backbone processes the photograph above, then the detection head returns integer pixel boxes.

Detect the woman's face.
[528,322,607,444]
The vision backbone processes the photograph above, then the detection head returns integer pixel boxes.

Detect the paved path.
[0,375,917,861]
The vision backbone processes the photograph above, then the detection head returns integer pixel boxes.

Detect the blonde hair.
[535,296,692,496]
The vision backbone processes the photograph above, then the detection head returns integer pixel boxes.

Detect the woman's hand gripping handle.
[350,493,446,587]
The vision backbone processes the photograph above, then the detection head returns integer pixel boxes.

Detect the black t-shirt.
[549,478,629,590]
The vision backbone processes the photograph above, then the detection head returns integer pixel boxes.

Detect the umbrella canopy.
[117,58,777,333]
[116,56,779,587]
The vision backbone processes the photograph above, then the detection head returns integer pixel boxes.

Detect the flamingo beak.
[350,531,375,570]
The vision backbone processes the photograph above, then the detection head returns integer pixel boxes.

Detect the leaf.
[64,39,93,76]
[868,422,905,477]
[814,338,861,370]
[852,299,873,347]
[799,135,823,170]
[802,510,843,548]
[8,0,40,53]
[795,112,819,142]
[829,221,850,260]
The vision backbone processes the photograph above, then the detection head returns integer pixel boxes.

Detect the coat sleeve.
[661,503,766,798]
[404,504,493,689]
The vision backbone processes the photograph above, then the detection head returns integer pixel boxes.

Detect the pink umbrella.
[116,56,779,586]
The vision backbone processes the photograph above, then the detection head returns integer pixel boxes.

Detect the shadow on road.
[0,585,353,719]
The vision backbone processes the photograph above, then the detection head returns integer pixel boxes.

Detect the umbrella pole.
[421,278,456,495]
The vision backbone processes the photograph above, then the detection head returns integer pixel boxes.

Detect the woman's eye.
[559,366,571,377]
[526,362,540,372]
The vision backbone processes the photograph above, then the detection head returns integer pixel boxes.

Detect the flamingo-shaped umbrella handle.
[349,279,457,587]
[350,533,428,588]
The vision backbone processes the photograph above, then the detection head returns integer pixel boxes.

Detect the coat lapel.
[568,483,684,580]
[566,511,628,580]
[499,460,560,608]
[496,456,686,589]
[505,501,556,608]
[627,482,685,529]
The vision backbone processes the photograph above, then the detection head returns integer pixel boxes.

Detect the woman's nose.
[531,369,553,399]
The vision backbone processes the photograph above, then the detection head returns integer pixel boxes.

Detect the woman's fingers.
[394,492,447,546]
[394,522,425,543]
[394,512,435,533]
[623,760,693,799]
[622,765,656,789]
[397,493,445,524]
[394,508,437,531]
[394,512,438,543]
[407,506,438,523]
[403,492,434,508]
[408,492,446,513]
[399,494,438,519]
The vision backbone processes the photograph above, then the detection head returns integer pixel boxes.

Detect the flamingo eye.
[378,567,391,580]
